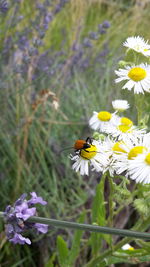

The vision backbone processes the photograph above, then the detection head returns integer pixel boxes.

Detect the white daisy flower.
[122,244,134,251]
[113,133,150,178]
[112,138,134,175]
[104,116,146,141]
[123,36,150,57]
[112,99,130,112]
[115,63,150,94]
[89,111,119,132]
[128,151,150,184]
[100,137,127,176]
[70,140,107,176]
[97,137,115,176]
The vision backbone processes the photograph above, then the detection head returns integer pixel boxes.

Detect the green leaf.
[56,236,69,267]
[44,253,56,267]
[92,179,106,225]
[90,174,109,256]
[68,212,85,266]
[134,198,149,218]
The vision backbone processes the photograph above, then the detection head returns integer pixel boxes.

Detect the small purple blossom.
[98,24,106,34]
[10,233,31,245]
[34,223,48,233]
[89,31,98,40]
[28,192,47,206]
[102,20,110,29]
[83,38,92,48]
[15,202,36,221]
[4,192,48,245]
[98,21,110,34]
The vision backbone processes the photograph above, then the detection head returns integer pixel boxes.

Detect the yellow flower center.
[128,146,147,159]
[80,145,97,159]
[145,153,150,165]
[118,125,132,133]
[128,67,146,82]
[97,111,112,121]
[112,142,126,154]
[128,247,134,251]
[120,117,133,127]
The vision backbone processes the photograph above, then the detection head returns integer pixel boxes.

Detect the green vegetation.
[1,0,150,266]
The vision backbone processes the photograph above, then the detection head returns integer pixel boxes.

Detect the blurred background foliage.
[1,0,150,266]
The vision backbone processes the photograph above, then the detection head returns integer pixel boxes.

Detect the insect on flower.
[61,137,94,155]
[74,137,93,151]
[69,137,108,175]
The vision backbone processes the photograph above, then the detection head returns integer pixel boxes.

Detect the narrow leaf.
[68,212,85,265]
[90,174,108,255]
[56,235,69,267]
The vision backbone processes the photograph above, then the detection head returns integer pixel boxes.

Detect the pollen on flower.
[112,142,126,153]
[128,146,147,159]
[128,67,147,82]
[120,117,133,127]
[97,111,112,121]
[145,153,150,165]
[80,145,97,159]
[117,124,132,133]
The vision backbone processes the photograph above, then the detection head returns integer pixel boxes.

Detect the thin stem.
[108,175,114,250]
[134,94,145,126]
[0,212,150,240]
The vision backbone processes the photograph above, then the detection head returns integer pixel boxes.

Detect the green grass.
[1,0,150,266]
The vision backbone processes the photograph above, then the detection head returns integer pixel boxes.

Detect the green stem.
[134,94,145,126]
[108,175,114,250]
[0,212,150,240]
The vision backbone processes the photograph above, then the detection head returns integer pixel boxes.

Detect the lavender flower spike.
[4,192,48,245]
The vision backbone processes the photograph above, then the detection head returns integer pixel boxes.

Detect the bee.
[73,137,93,152]
[60,137,94,154]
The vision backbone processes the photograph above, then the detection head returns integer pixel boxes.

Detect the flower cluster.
[70,97,150,184]
[4,192,48,245]
[70,36,150,184]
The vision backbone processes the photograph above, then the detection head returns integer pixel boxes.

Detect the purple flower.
[83,38,92,48]
[28,192,47,206]
[5,224,14,239]
[17,35,29,51]
[0,0,8,13]
[10,233,31,245]
[15,193,27,206]
[34,223,48,234]
[44,13,53,24]
[98,24,106,34]
[4,192,48,245]
[89,31,98,40]
[15,202,36,221]
[102,20,110,29]
[98,21,110,35]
